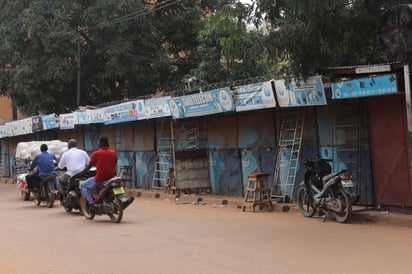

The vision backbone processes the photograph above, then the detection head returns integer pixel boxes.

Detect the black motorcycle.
[79,176,134,223]
[35,174,57,208]
[296,157,358,223]
[60,168,96,213]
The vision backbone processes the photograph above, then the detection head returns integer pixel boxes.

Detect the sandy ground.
[0,182,411,274]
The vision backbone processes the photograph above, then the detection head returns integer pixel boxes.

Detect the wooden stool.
[242,172,273,213]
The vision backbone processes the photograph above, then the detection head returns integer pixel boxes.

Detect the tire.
[108,197,123,223]
[332,189,352,223]
[21,190,30,201]
[46,191,55,208]
[35,187,43,206]
[79,195,95,220]
[297,186,317,217]
[64,205,73,213]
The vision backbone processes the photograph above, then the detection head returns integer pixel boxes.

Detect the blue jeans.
[80,176,96,204]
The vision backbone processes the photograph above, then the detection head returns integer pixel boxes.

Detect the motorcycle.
[22,169,56,207]
[35,174,57,208]
[79,176,134,223]
[60,168,96,213]
[296,157,357,223]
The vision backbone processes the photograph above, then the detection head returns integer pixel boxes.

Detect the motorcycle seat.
[41,174,56,183]
[321,171,340,182]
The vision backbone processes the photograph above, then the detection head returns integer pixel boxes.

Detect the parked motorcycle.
[296,157,357,223]
[79,176,134,223]
[60,168,96,213]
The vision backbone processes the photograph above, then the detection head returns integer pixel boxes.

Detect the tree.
[188,1,274,89]
[250,0,403,78]
[0,0,231,115]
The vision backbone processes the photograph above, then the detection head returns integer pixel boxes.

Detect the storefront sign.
[332,74,397,99]
[60,113,76,129]
[9,118,32,136]
[32,116,43,132]
[86,109,105,124]
[233,80,277,112]
[274,76,327,107]
[168,87,235,119]
[0,126,5,138]
[104,100,145,125]
[42,114,58,130]
[144,96,172,119]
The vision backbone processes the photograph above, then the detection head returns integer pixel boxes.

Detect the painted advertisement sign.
[233,80,276,112]
[76,112,88,125]
[274,76,326,107]
[42,114,58,130]
[8,118,32,136]
[32,116,43,132]
[0,126,5,138]
[104,100,145,125]
[86,109,105,124]
[168,87,235,119]
[332,74,397,99]
[144,96,171,119]
[60,113,76,130]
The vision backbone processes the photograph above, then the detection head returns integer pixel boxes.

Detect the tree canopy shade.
[0,0,207,115]
[188,1,275,90]
[250,0,407,78]
[0,0,407,115]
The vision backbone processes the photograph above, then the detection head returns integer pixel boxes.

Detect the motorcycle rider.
[26,144,57,196]
[57,139,90,202]
[80,136,117,210]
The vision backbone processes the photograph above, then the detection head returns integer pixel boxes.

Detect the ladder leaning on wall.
[271,110,305,202]
[152,119,175,190]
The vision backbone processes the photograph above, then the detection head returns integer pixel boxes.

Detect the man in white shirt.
[57,139,90,201]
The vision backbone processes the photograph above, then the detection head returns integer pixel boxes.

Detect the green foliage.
[0,0,204,115]
[251,0,400,78]
[0,0,405,115]
[189,2,274,87]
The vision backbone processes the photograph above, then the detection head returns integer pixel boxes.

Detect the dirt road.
[0,182,410,274]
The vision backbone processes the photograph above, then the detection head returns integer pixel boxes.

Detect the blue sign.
[104,100,145,125]
[168,87,235,119]
[274,76,326,107]
[332,74,397,99]
[234,80,276,112]
[144,96,171,119]
[42,114,58,130]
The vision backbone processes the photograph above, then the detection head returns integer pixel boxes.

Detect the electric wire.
[92,0,183,29]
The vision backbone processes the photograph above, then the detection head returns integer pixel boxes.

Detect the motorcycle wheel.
[46,191,55,208]
[108,197,123,223]
[332,189,352,223]
[79,195,95,220]
[64,204,73,213]
[297,186,317,217]
[35,187,43,206]
[21,190,30,201]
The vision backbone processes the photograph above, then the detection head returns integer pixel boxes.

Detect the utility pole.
[77,34,81,106]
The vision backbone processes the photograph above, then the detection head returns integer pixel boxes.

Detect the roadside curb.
[126,189,412,227]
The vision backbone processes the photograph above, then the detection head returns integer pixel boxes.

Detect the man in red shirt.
[80,136,117,206]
